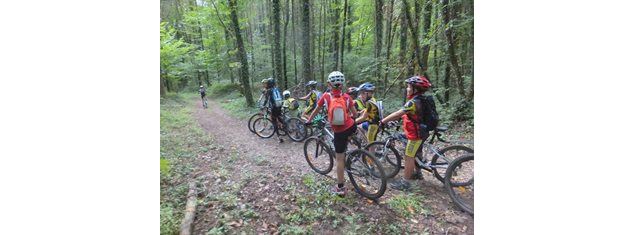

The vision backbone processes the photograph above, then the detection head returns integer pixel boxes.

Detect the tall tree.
[441,0,465,99]
[282,0,291,90]
[290,0,298,84]
[374,0,384,79]
[332,0,341,71]
[402,0,426,73]
[300,0,312,88]
[228,0,255,106]
[272,0,284,89]
[339,0,348,70]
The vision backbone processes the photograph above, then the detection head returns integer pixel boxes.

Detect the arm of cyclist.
[354,108,369,124]
[304,94,327,124]
[380,109,406,127]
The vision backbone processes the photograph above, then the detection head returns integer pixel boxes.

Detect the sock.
[338,183,344,188]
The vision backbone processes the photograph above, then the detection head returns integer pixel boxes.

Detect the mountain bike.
[303,115,386,199]
[202,96,208,109]
[252,107,307,142]
[445,153,474,215]
[365,123,473,182]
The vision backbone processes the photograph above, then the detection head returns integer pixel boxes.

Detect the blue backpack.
[271,87,284,108]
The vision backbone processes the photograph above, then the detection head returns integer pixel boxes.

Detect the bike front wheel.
[346,149,387,200]
[431,145,474,182]
[303,136,334,175]
[253,117,276,139]
[444,153,474,215]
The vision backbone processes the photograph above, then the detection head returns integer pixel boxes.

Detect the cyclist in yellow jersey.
[354,83,381,146]
[282,90,300,117]
[380,75,433,191]
[298,80,320,119]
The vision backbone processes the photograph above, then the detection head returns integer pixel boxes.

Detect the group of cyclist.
[302,71,437,195]
[202,70,438,196]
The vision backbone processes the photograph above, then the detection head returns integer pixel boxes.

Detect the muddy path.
[189,98,473,234]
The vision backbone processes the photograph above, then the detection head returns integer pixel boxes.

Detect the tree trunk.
[228,0,254,106]
[291,0,298,84]
[421,0,433,72]
[273,0,284,89]
[160,70,167,97]
[442,0,465,99]
[402,0,426,73]
[383,0,395,90]
[282,0,290,89]
[321,1,326,83]
[346,2,353,52]
[339,0,348,71]
[332,0,341,71]
[300,0,312,88]
[399,10,407,72]
[444,57,451,104]
[374,0,384,80]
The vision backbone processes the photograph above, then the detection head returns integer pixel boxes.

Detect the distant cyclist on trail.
[305,71,357,197]
[298,80,321,120]
[199,85,207,108]
[262,78,286,143]
[199,85,206,99]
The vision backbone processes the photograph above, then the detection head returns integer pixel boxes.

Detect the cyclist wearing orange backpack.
[305,71,357,196]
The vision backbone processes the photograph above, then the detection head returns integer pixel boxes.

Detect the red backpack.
[326,93,349,126]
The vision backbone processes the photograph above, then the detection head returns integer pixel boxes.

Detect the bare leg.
[336,153,345,184]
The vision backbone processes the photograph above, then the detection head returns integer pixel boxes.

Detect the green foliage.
[387,193,430,218]
[160,93,215,235]
[160,203,181,235]
[209,82,243,97]
[278,224,310,235]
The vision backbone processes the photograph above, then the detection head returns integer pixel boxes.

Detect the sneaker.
[412,171,424,180]
[279,138,284,143]
[330,185,347,197]
[390,179,412,191]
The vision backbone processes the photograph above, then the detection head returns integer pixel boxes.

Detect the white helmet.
[327,71,345,87]
[283,90,291,98]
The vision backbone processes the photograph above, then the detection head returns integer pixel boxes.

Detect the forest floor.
[161,92,474,234]
[180,95,473,234]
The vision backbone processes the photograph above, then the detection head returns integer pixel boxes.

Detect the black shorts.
[333,125,357,153]
[200,93,206,98]
[271,107,282,121]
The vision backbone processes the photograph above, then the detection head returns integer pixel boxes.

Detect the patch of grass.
[160,93,215,235]
[386,193,429,218]
[160,203,181,235]
[278,224,311,235]
[211,192,238,210]
[217,92,259,119]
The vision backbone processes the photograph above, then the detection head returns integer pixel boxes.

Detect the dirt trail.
[190,98,473,234]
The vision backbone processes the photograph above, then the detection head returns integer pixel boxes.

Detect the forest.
[160,0,473,122]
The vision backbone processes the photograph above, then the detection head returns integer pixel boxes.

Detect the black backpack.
[415,95,439,132]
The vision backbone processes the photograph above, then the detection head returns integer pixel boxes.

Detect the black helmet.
[266,77,276,88]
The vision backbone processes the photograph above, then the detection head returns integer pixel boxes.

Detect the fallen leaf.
[408,206,415,214]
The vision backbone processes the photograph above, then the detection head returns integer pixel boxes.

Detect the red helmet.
[405,75,432,90]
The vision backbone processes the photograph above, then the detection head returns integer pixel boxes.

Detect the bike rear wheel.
[364,141,401,179]
[431,145,474,182]
[248,113,263,134]
[303,136,334,175]
[253,117,276,139]
[346,149,387,200]
[444,153,474,215]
